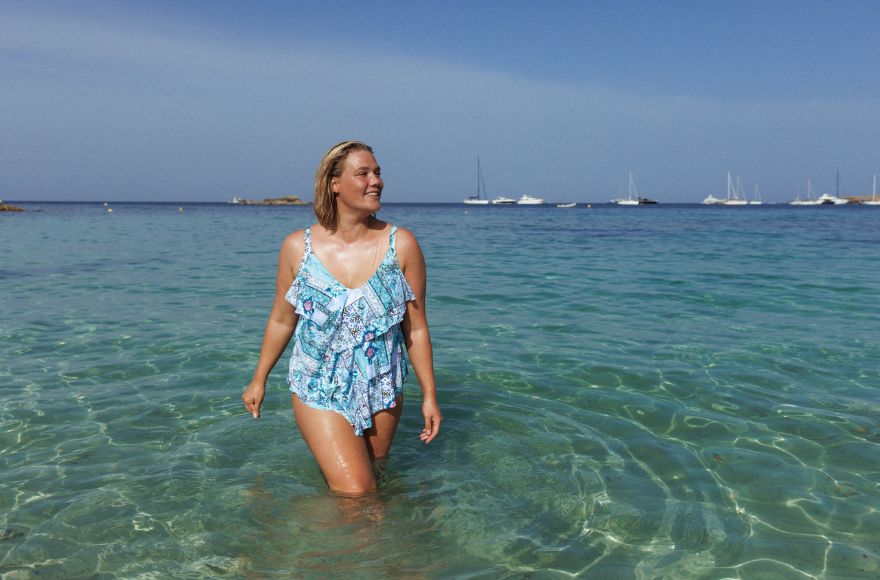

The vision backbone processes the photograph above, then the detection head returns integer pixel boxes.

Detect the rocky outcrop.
[0,203,24,212]
[234,195,308,206]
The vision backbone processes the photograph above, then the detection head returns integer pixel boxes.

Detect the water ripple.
[2,203,879,577]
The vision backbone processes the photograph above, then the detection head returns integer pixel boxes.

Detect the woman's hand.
[242,381,266,419]
[419,397,442,444]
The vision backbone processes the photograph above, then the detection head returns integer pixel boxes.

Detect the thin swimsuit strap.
[389,225,399,252]
[298,227,312,272]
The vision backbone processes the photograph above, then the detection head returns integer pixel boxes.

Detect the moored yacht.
[749,185,763,205]
[612,172,656,204]
[722,174,748,205]
[863,175,880,205]
[815,193,850,205]
[790,180,821,205]
[463,157,491,205]
[831,170,850,204]
[813,170,852,204]
[490,196,516,205]
[516,194,544,205]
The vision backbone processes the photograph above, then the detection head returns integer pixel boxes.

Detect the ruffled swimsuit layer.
[285,226,415,435]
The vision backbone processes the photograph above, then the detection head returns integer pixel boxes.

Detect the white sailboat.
[463,157,490,205]
[789,179,822,205]
[612,172,640,205]
[749,185,763,205]
[722,174,748,205]
[863,175,880,205]
[702,193,724,205]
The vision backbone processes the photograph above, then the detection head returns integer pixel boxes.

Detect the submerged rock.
[0,527,26,541]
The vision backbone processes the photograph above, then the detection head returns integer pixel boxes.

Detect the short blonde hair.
[313,140,374,231]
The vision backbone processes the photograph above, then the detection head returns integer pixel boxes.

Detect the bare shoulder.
[394,226,425,266]
[283,228,306,248]
[394,226,421,251]
[280,229,307,270]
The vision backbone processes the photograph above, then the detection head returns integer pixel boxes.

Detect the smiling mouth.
[365,192,381,198]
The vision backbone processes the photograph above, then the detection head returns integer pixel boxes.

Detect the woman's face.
[332,150,383,214]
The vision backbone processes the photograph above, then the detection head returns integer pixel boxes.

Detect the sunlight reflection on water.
[1,203,879,577]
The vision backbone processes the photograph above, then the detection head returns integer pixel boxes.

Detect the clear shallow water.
[1,202,879,578]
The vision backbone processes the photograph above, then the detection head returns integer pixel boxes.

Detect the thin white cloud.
[2,5,877,201]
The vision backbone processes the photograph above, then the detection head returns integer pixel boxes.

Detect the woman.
[242,141,441,496]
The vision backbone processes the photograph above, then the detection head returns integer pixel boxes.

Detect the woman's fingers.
[242,385,263,419]
[419,414,441,444]
[419,399,442,443]
[243,396,259,418]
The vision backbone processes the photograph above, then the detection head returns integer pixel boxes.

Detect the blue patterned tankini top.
[285,225,415,435]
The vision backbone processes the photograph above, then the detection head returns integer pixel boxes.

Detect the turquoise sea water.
[1,202,879,578]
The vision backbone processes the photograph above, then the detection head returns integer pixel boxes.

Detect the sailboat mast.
[476,157,481,199]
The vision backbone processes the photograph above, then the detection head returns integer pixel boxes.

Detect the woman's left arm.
[397,228,442,444]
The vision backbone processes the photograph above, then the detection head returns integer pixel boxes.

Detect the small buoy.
[107,207,113,213]
[103,202,108,207]
[587,204,592,208]
[178,207,184,212]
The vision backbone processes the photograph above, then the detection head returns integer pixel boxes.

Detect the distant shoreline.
[229,195,308,206]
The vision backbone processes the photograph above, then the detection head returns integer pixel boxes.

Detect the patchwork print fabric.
[285,226,415,435]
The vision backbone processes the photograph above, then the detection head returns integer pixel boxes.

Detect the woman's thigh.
[291,395,376,496]
[363,395,403,461]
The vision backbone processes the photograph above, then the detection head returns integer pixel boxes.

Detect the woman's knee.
[329,478,377,497]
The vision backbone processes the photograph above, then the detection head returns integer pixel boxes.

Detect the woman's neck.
[330,213,376,244]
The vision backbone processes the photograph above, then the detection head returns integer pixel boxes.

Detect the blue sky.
[2,0,878,203]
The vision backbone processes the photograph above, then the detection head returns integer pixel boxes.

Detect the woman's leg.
[363,395,403,461]
[292,395,376,496]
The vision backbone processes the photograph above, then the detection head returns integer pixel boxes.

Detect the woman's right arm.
[242,232,304,418]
